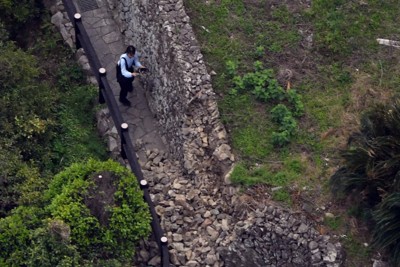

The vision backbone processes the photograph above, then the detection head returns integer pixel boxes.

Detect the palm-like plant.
[330,99,400,264]
[330,100,400,205]
[372,193,400,265]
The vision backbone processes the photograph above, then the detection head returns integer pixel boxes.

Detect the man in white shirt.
[117,45,145,106]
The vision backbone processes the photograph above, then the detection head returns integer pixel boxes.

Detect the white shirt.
[118,53,142,78]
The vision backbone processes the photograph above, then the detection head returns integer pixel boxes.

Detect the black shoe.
[119,98,131,106]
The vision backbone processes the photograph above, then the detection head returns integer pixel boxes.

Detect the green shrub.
[46,159,151,262]
[229,64,303,147]
[0,206,44,265]
[330,99,400,264]
[0,41,59,166]
[270,104,298,147]
[271,131,292,147]
[0,209,85,267]
[56,64,86,91]
[372,193,400,266]
[286,89,304,116]
[25,220,82,267]
[0,0,42,39]
[0,146,44,216]
[271,104,292,122]
[330,100,400,204]
[226,60,238,77]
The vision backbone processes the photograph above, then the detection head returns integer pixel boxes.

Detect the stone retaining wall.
[109,0,234,177]
[50,0,345,266]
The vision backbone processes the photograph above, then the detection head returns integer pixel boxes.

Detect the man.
[117,45,145,106]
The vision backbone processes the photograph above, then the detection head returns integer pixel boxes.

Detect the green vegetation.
[311,1,398,57]
[330,100,400,265]
[0,39,107,216]
[184,0,400,264]
[46,159,151,263]
[0,0,43,41]
[324,215,343,231]
[0,1,150,265]
[341,234,372,267]
[0,159,151,266]
[228,60,303,147]
[230,157,303,205]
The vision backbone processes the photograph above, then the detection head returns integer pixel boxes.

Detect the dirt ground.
[84,171,117,226]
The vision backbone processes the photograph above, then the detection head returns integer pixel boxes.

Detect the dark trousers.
[118,77,134,101]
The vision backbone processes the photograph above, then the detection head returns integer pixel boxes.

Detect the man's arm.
[133,54,145,69]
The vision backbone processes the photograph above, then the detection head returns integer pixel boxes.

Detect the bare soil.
[84,171,117,226]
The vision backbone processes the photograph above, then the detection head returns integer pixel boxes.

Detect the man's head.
[126,45,136,58]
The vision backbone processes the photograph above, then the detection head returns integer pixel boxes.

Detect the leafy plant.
[270,104,298,147]
[46,159,151,262]
[0,0,43,39]
[226,59,238,77]
[254,45,265,59]
[25,221,82,267]
[372,193,400,266]
[330,99,400,264]
[229,63,303,147]
[232,63,286,102]
[0,206,45,264]
[286,89,304,117]
[330,100,400,204]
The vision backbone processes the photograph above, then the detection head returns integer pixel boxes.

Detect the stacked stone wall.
[109,0,234,176]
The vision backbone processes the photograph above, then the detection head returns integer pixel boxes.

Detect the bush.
[271,104,298,147]
[0,0,44,42]
[229,63,303,147]
[0,146,41,216]
[372,193,400,266]
[25,220,82,267]
[46,159,151,262]
[0,41,59,165]
[0,206,44,265]
[330,100,400,204]
[330,99,400,264]
[1,159,152,266]
[0,208,84,267]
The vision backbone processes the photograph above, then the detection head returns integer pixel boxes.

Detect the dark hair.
[125,45,136,55]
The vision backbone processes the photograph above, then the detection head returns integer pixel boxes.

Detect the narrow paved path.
[74,0,167,164]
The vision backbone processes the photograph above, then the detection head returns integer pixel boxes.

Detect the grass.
[341,234,372,267]
[184,0,400,264]
[230,156,304,206]
[324,215,343,231]
[185,0,400,183]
